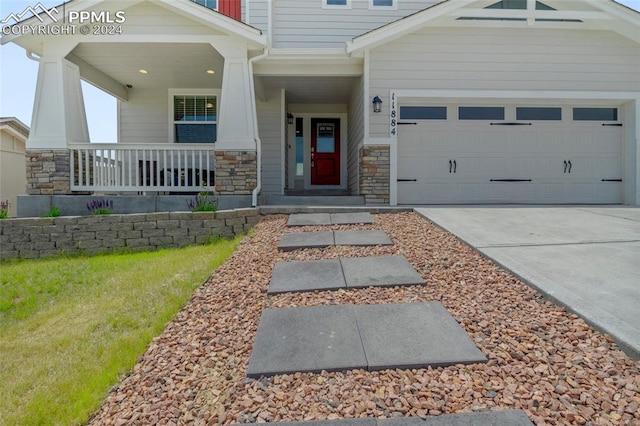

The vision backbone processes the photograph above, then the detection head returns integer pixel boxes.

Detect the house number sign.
[390,92,398,137]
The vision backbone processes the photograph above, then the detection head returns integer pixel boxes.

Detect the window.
[573,108,618,121]
[295,117,304,176]
[192,0,217,10]
[517,107,562,121]
[400,106,447,120]
[370,0,396,9]
[459,106,505,120]
[458,0,580,22]
[323,0,350,8]
[173,94,217,143]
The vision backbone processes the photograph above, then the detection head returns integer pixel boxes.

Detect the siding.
[347,76,365,194]
[272,0,441,49]
[369,27,640,137]
[246,0,270,35]
[119,89,169,144]
[258,89,284,194]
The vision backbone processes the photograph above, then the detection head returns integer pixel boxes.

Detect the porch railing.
[69,143,216,192]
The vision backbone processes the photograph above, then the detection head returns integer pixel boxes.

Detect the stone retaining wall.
[0,208,260,261]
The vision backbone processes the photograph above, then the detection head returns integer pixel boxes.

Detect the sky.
[1,0,639,142]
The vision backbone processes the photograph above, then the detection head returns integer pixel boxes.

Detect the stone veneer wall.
[0,209,259,261]
[359,145,390,204]
[215,151,257,195]
[26,149,73,195]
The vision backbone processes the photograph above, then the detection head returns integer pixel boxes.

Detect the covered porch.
[2,0,267,214]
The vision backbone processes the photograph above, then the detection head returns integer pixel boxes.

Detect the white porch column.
[212,40,255,151]
[29,50,89,149]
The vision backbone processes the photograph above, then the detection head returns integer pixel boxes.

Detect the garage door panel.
[397,103,623,205]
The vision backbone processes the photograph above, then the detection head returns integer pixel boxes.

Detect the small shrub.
[0,200,9,219]
[187,186,217,212]
[87,199,113,215]
[42,206,61,218]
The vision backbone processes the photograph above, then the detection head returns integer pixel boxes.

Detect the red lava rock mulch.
[89,212,640,425]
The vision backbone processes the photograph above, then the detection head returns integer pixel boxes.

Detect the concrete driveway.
[414,206,640,360]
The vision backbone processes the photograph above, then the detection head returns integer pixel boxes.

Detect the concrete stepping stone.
[247,305,367,377]
[330,212,374,225]
[268,259,345,294]
[248,410,533,425]
[247,302,486,378]
[334,230,392,246]
[341,256,424,288]
[355,303,487,371]
[278,231,334,251]
[287,213,332,226]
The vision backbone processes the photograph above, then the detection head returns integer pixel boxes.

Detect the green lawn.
[0,237,242,426]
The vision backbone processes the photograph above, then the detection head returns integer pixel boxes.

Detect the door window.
[316,124,336,153]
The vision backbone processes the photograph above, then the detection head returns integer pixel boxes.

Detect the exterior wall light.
[287,112,294,124]
[372,95,382,113]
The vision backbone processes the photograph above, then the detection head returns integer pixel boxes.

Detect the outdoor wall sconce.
[372,96,382,113]
[287,112,294,124]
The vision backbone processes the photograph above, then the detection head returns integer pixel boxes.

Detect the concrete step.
[262,195,366,206]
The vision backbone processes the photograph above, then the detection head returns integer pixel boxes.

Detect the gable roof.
[0,117,30,139]
[1,0,266,50]
[346,0,640,54]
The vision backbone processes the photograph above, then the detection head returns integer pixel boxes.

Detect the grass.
[0,237,242,426]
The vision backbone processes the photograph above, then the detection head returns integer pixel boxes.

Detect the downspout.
[249,49,268,207]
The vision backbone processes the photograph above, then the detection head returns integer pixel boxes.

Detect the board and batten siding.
[257,90,284,195]
[368,27,640,137]
[119,89,169,144]
[347,76,365,194]
[272,0,440,49]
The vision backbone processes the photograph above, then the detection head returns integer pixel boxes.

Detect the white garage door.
[397,104,623,204]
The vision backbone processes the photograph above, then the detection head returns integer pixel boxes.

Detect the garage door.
[397,105,623,204]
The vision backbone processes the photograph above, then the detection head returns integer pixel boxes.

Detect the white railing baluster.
[68,143,215,192]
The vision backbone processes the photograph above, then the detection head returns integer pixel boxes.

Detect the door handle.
[568,160,572,174]
[449,160,453,174]
[564,160,568,174]
[311,161,314,168]
[453,160,457,174]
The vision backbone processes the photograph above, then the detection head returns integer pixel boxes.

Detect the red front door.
[311,118,340,185]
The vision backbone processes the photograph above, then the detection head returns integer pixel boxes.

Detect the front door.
[311,118,340,185]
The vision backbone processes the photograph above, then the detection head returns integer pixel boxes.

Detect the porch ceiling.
[259,76,360,104]
[69,42,224,90]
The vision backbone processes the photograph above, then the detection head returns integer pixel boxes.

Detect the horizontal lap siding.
[272,0,440,49]
[258,90,283,194]
[348,76,365,194]
[119,89,168,144]
[247,0,269,35]
[369,27,640,137]
[120,3,225,35]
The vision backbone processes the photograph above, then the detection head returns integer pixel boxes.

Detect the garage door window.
[516,107,562,121]
[459,106,505,120]
[400,106,447,120]
[573,108,618,121]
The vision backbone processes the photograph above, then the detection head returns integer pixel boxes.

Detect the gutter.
[249,48,268,207]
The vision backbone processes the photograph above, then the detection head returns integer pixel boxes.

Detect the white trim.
[322,0,351,10]
[168,88,221,144]
[280,88,286,195]
[392,90,640,101]
[363,50,370,139]
[369,0,397,11]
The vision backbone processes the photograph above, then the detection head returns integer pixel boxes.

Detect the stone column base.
[215,150,257,195]
[26,149,72,195]
[359,145,390,204]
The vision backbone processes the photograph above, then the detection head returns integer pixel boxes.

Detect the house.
[2,0,639,215]
[0,117,29,217]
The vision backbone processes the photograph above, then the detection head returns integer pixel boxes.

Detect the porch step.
[262,195,366,206]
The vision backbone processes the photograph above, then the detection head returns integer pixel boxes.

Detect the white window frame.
[369,0,397,10]
[168,89,221,144]
[323,0,351,9]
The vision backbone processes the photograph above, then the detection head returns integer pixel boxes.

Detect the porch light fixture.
[206,69,215,74]
[372,95,382,113]
[287,112,294,125]
[139,69,148,74]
